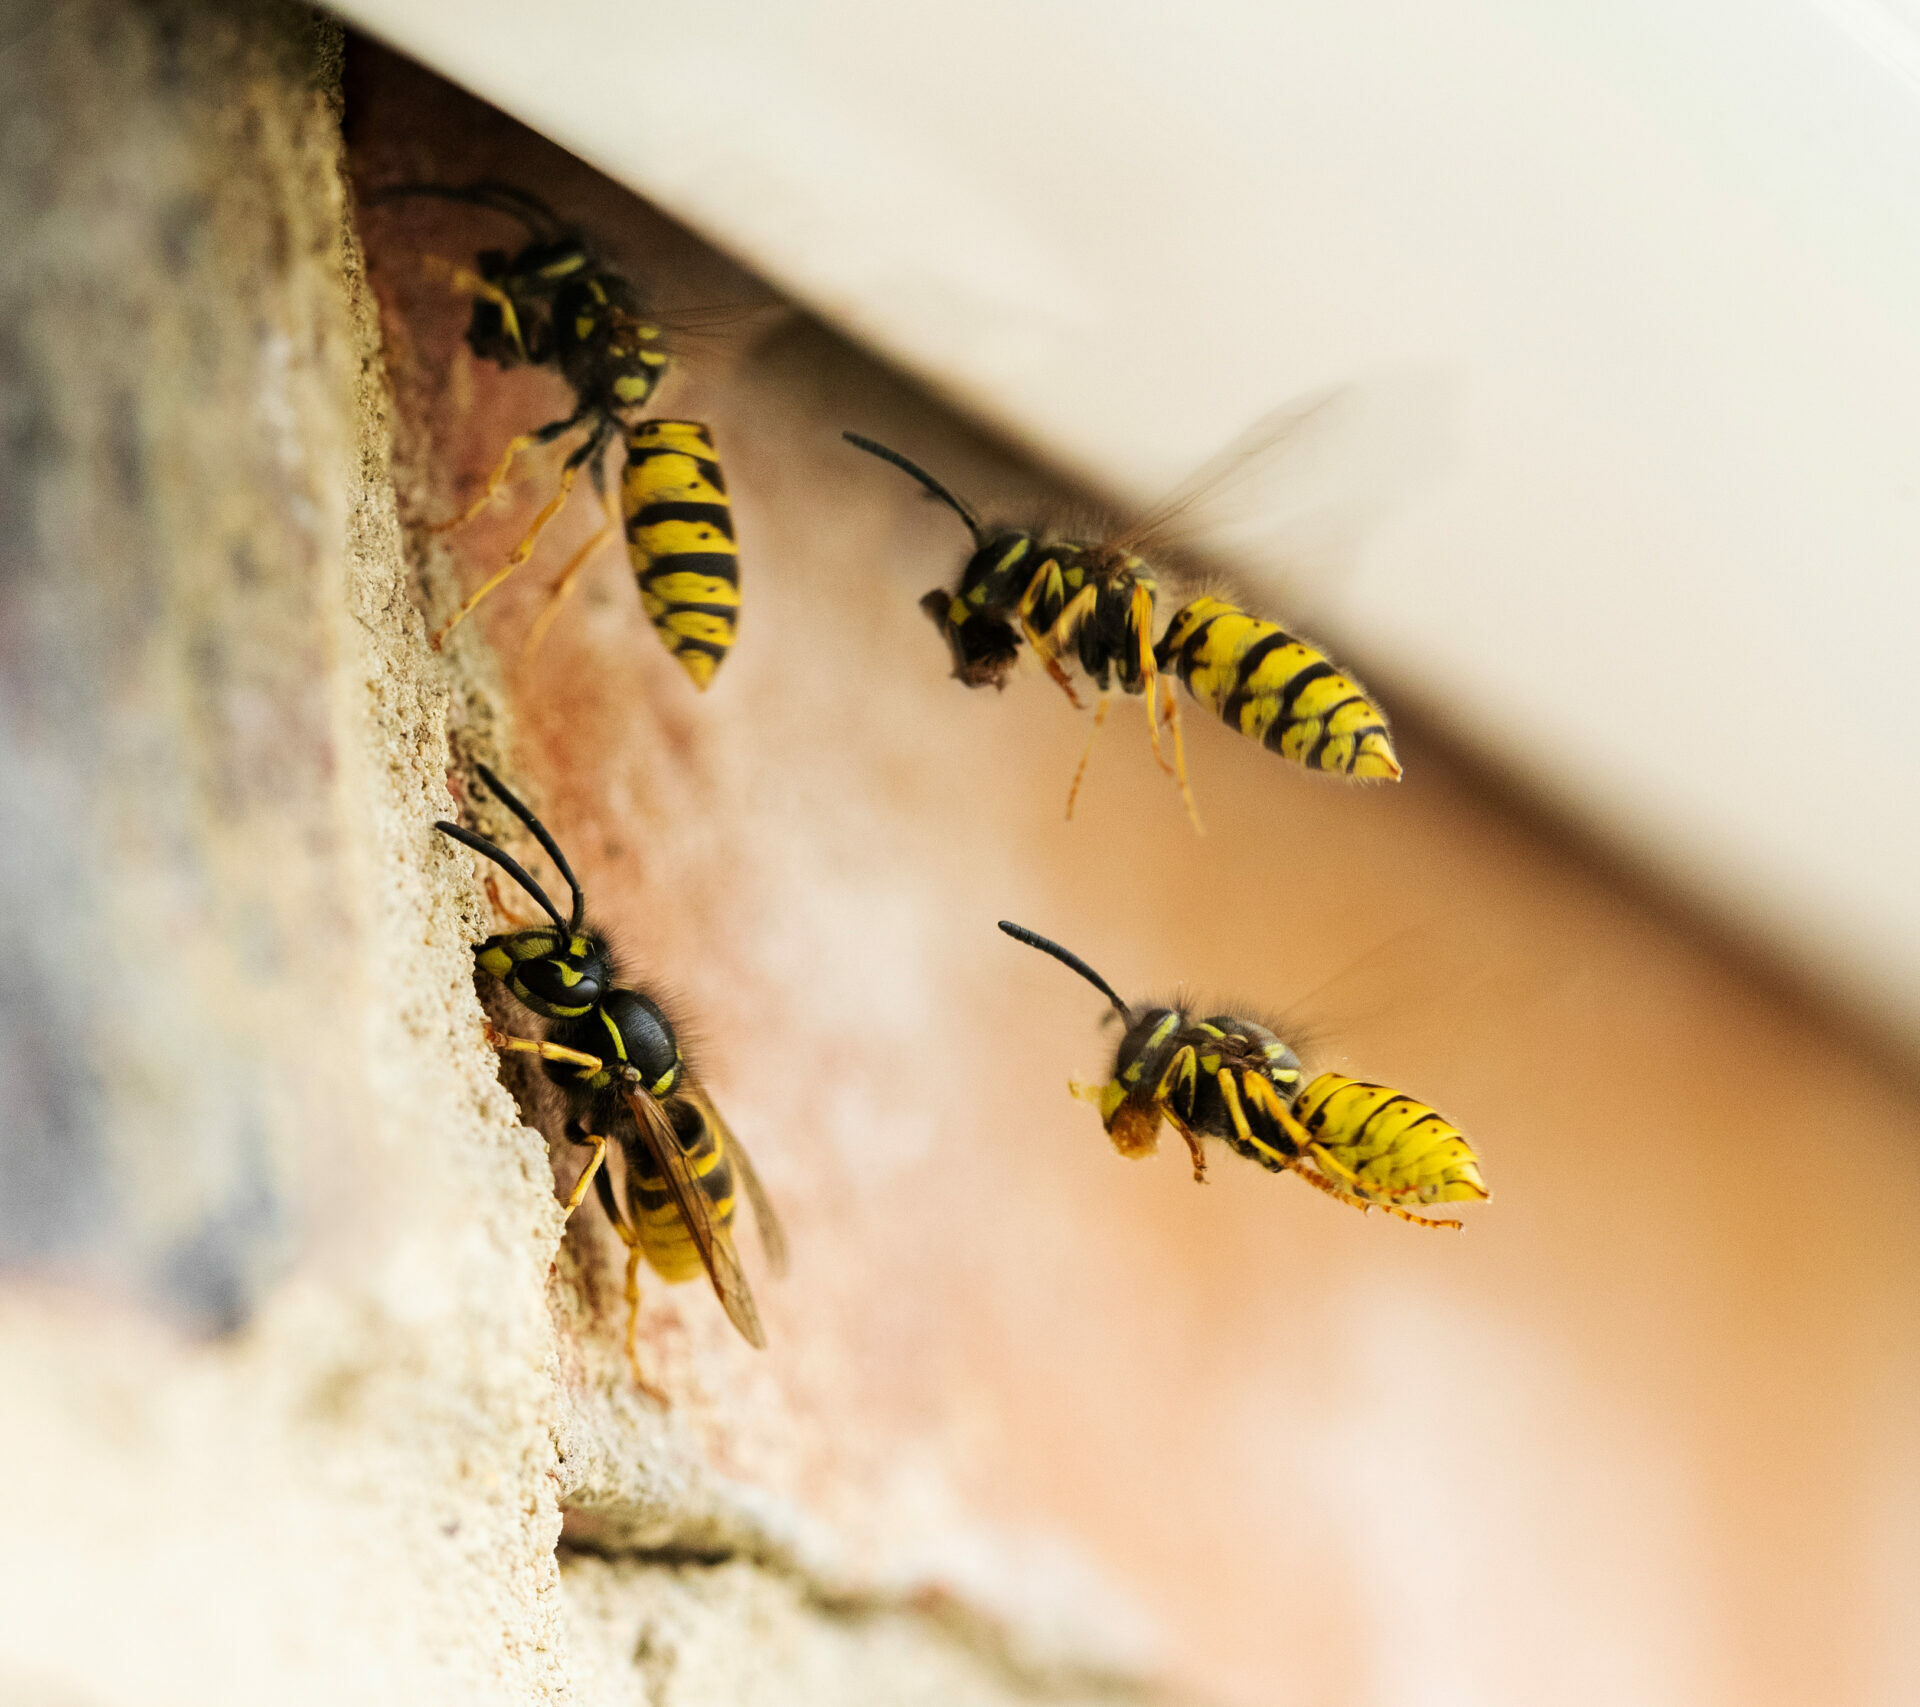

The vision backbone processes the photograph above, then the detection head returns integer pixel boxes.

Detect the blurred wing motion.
[1105,368,1455,581]
[1100,389,1349,563]
[621,1085,766,1348]
[1273,914,1585,1079]
[683,1079,789,1278]
[647,300,790,346]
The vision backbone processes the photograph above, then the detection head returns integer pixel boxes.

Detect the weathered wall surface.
[0,2,571,1700]
[0,4,1168,1704]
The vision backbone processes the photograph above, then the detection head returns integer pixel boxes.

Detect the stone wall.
[0,5,1167,1702]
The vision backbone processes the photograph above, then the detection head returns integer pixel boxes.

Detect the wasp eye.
[517,955,600,1007]
[556,960,604,1004]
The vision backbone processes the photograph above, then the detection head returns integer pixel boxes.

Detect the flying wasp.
[998,921,1488,1228]
[844,410,1400,833]
[374,181,741,686]
[435,764,784,1398]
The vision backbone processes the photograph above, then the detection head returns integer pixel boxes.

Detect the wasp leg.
[1216,1069,1253,1135]
[431,414,599,649]
[429,399,587,537]
[561,1130,609,1218]
[620,1245,671,1401]
[1304,1139,1465,1215]
[1304,1140,1364,1188]
[1026,632,1083,703]
[1280,1155,1375,1213]
[1153,1046,1206,1181]
[1064,693,1111,820]
[589,1161,671,1402]
[433,461,583,648]
[1036,600,1097,703]
[1215,1066,1293,1185]
[1026,634,1085,705]
[1020,578,1094,709]
[1369,1198,1465,1231]
[428,428,548,539]
[481,1022,603,1073]
[420,253,529,362]
[1159,677,1202,834]
[520,513,617,664]
[1289,1156,1464,1230]
[1132,586,1172,771]
[1254,1095,1462,1229]
[1162,1110,1208,1183]
[1132,588,1203,833]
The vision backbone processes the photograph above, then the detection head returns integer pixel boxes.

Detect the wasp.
[844,413,1399,832]
[435,764,783,1398]
[998,921,1487,1228]
[374,181,740,686]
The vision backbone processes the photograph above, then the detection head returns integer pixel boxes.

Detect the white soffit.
[334,0,1920,1043]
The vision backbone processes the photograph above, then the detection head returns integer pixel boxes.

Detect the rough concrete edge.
[558,1530,1184,1707]
[334,42,1196,1703]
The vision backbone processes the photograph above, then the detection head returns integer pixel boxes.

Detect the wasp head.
[464,236,593,368]
[919,586,1020,688]
[477,927,613,1021]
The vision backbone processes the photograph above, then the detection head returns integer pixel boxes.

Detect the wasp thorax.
[599,989,682,1095]
[476,927,612,1019]
[963,529,1036,582]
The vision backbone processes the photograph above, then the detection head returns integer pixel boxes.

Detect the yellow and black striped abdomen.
[623,420,739,690]
[1155,596,1400,780]
[1292,1073,1488,1207]
[629,1101,739,1284]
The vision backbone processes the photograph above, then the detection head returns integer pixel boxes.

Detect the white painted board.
[335,0,1920,1042]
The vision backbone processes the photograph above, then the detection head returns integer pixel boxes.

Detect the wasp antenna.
[843,432,985,547]
[367,180,565,237]
[434,821,567,930]
[473,764,588,933]
[998,920,1131,1020]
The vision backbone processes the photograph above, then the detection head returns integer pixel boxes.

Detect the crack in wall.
[557,1543,1182,1707]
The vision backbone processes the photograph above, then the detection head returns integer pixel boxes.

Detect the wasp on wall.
[436,765,784,1398]
[375,181,741,687]
[999,921,1487,1228]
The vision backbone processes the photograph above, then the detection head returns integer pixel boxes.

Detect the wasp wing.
[683,1080,788,1279]
[620,1086,767,1349]
[651,300,786,339]
[1099,390,1347,562]
[1100,372,1453,606]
